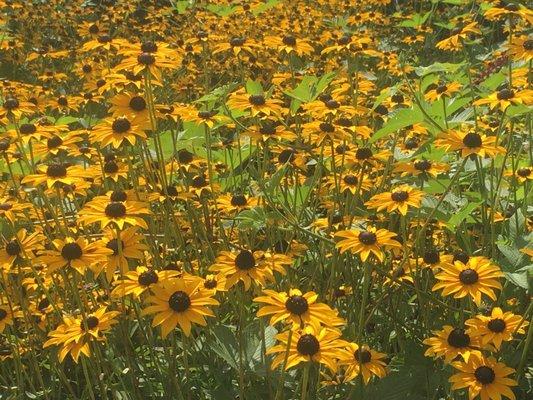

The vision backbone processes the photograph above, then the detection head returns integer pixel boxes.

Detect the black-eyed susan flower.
[365,185,424,216]
[39,237,112,275]
[111,266,180,298]
[394,159,449,178]
[264,35,314,56]
[21,163,87,189]
[435,128,505,158]
[98,227,148,281]
[474,88,533,111]
[209,250,276,290]
[423,325,481,363]
[43,307,120,363]
[142,276,219,337]
[449,355,517,400]
[432,257,503,306]
[466,307,529,350]
[335,227,401,262]
[340,343,387,384]
[78,196,150,229]
[254,289,344,329]
[226,89,283,117]
[0,303,22,333]
[92,115,148,148]
[436,22,481,51]
[0,229,43,271]
[425,81,462,102]
[109,92,150,124]
[267,325,347,372]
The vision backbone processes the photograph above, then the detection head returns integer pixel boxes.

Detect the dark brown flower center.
[358,231,377,245]
[104,161,119,174]
[129,96,146,112]
[141,41,158,53]
[414,159,432,171]
[249,95,266,106]
[230,37,245,47]
[106,239,124,256]
[474,366,495,385]
[191,175,207,188]
[343,175,358,185]
[447,328,470,348]
[496,89,514,100]
[82,315,99,330]
[110,190,128,202]
[97,34,111,43]
[0,203,12,211]
[278,149,296,164]
[112,117,131,133]
[436,84,448,94]
[354,349,372,363]
[337,35,351,45]
[391,191,409,202]
[105,202,127,218]
[138,270,159,286]
[137,52,155,65]
[453,251,470,264]
[61,243,83,260]
[47,136,63,149]
[37,298,50,311]
[230,195,247,206]
[20,123,36,134]
[296,334,320,356]
[391,94,404,104]
[204,278,217,289]
[235,250,256,270]
[282,35,296,46]
[177,149,194,164]
[5,240,21,256]
[46,164,67,178]
[319,122,335,133]
[517,168,530,177]
[355,148,373,160]
[459,268,479,285]
[168,291,191,312]
[524,39,533,50]
[487,318,506,333]
[285,295,309,315]
[423,251,440,264]
[3,97,19,110]
[462,132,482,148]
[0,309,6,320]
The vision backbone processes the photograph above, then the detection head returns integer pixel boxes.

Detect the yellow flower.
[142,276,219,338]
[254,289,344,329]
[432,257,503,306]
[365,185,424,216]
[267,325,347,372]
[466,307,529,350]
[335,227,401,262]
[423,325,481,364]
[340,343,387,384]
[450,355,518,400]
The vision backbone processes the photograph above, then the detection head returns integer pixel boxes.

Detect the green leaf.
[174,0,191,13]
[397,11,432,27]
[415,62,465,77]
[245,79,264,95]
[446,201,481,229]
[505,268,531,290]
[285,72,336,103]
[210,325,239,370]
[370,108,424,143]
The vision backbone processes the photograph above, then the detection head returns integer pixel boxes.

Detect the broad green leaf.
[370,108,424,143]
